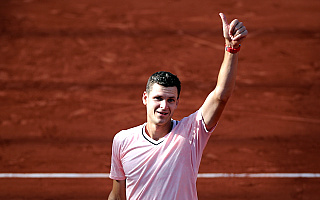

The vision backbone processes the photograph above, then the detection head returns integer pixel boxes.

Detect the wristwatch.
[225,44,241,54]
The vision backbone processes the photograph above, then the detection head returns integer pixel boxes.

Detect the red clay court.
[0,0,320,199]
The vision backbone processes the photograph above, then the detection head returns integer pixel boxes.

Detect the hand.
[219,13,248,48]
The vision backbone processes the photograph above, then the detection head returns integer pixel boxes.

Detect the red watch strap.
[225,44,241,54]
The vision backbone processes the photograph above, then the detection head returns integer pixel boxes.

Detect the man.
[108,13,248,200]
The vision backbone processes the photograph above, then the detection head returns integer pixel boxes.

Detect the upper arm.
[108,179,126,200]
[201,89,228,130]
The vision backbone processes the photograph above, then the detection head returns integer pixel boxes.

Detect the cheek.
[170,103,178,111]
[147,101,159,110]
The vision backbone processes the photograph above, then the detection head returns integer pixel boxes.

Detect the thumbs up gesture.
[219,13,248,48]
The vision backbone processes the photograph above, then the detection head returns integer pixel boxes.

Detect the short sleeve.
[197,107,217,134]
[109,132,126,180]
[184,110,217,172]
[192,110,215,151]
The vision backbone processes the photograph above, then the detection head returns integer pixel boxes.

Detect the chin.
[156,118,171,125]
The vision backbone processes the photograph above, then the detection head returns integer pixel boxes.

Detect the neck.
[145,121,172,141]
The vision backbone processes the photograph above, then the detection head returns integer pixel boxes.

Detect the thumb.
[219,13,230,40]
[219,13,228,26]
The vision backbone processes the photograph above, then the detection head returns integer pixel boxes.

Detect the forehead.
[149,83,178,97]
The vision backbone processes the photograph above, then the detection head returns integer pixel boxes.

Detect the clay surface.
[1,0,320,199]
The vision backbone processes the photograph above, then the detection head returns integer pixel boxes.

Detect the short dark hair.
[146,71,181,98]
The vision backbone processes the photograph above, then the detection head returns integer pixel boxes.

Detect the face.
[143,83,179,126]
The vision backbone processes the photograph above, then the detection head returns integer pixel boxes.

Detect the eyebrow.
[153,95,176,99]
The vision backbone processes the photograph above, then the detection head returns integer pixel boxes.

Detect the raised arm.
[108,179,126,200]
[201,13,248,130]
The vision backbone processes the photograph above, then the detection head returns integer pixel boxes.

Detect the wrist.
[225,44,241,54]
[225,40,240,48]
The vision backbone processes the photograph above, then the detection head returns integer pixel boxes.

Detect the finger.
[219,13,230,39]
[219,13,228,26]
[233,22,243,33]
[233,32,247,41]
[229,19,239,37]
[234,26,246,36]
[232,29,248,41]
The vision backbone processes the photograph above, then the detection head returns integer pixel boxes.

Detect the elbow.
[216,93,231,103]
[213,89,232,103]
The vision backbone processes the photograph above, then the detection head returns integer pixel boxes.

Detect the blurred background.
[0,0,319,199]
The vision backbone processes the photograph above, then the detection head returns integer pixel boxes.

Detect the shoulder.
[171,111,199,132]
[113,124,144,145]
[175,109,214,132]
[178,110,200,124]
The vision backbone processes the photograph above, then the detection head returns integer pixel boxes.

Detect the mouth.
[156,111,169,116]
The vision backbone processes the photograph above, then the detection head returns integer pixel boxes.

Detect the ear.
[142,91,148,105]
[174,98,179,109]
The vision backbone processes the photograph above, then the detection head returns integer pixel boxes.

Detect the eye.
[168,99,175,103]
[154,97,163,101]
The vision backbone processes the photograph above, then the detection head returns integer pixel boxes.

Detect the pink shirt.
[110,110,215,200]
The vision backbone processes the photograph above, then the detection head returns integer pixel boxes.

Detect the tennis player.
[108,13,248,200]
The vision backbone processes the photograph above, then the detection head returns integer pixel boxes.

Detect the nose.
[160,100,168,109]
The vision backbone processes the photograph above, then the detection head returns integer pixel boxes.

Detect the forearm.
[201,13,247,130]
[214,45,239,102]
[108,179,126,200]
[108,192,123,200]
